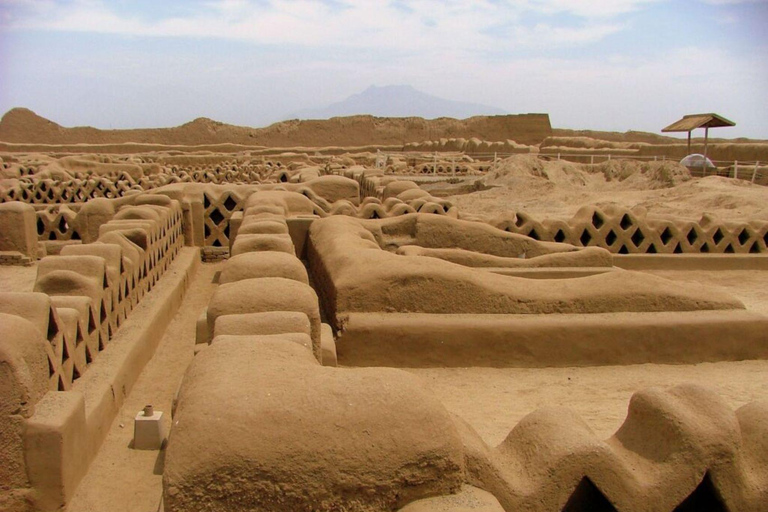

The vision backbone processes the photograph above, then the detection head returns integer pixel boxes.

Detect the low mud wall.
[0,198,189,510]
[493,206,768,255]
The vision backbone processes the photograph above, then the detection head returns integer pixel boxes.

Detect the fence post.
[590,155,594,165]
[734,161,738,180]
[608,154,612,161]
[753,162,759,184]
[557,153,560,161]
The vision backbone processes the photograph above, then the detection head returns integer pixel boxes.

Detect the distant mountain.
[289,85,507,120]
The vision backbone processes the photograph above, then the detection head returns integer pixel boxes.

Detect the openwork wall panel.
[203,190,246,247]
[36,206,82,241]
[2,177,142,204]
[492,206,768,254]
[30,197,184,390]
[0,164,300,204]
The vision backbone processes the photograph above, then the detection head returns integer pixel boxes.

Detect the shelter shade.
[662,113,736,133]
[661,113,736,160]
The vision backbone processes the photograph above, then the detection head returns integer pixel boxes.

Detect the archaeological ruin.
[1,113,768,512]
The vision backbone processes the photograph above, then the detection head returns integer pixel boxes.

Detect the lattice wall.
[307,192,455,219]
[2,177,142,204]
[33,199,184,390]
[491,206,768,254]
[203,190,245,247]
[36,206,82,241]
[0,164,298,204]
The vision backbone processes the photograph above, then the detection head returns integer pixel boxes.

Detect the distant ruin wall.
[0,109,553,147]
[541,137,768,164]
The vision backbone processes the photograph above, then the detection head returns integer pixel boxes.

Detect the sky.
[0,0,766,138]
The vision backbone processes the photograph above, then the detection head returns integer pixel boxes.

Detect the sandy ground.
[0,264,37,292]
[410,359,768,447]
[407,270,768,446]
[65,262,223,512]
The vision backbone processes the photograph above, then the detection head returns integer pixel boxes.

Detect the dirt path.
[0,264,37,292]
[66,262,222,512]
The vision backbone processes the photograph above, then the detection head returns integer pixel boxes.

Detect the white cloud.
[700,0,767,5]
[510,22,625,47]
[0,0,650,51]
[525,0,666,18]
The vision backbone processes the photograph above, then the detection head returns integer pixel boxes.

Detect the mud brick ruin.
[2,136,768,512]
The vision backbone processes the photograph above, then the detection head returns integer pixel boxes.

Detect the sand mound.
[590,160,691,188]
[484,155,592,189]
[449,155,768,221]
[482,155,689,191]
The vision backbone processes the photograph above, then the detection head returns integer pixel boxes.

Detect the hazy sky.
[1,0,766,137]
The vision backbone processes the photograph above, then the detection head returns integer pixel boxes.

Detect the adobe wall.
[166,338,768,511]
[491,206,768,255]
[0,202,37,257]
[166,188,765,511]
[0,197,193,510]
[307,214,743,320]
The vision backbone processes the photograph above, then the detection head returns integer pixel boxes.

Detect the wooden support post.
[753,162,759,184]
[703,126,709,162]
[734,161,738,180]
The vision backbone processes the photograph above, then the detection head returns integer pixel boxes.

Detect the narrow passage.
[66,262,223,512]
